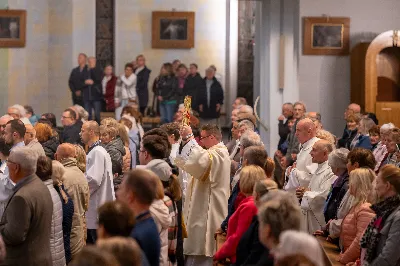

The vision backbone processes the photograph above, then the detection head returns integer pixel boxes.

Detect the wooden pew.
[316,235,342,266]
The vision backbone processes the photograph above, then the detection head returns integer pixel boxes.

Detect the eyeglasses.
[61,116,72,119]
[200,135,212,141]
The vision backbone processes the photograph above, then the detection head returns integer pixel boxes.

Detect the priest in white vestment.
[300,140,337,234]
[175,124,231,266]
[285,118,320,192]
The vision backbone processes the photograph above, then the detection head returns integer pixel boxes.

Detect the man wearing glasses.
[175,124,230,266]
[60,108,83,145]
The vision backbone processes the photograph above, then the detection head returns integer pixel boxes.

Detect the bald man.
[55,143,89,257]
[24,124,45,157]
[284,118,320,192]
[299,140,336,234]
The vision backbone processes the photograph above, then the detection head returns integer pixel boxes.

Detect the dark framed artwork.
[303,17,350,55]
[0,10,26,48]
[152,11,195,49]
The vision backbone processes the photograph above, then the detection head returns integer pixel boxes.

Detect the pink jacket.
[339,202,375,264]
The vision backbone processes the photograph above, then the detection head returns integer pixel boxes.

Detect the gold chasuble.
[175,139,231,257]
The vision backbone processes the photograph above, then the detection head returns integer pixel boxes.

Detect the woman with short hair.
[360,164,400,266]
[382,128,400,168]
[349,117,376,150]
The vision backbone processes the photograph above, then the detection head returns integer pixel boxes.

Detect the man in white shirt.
[80,121,115,244]
[284,118,320,192]
[115,63,137,120]
[299,140,336,234]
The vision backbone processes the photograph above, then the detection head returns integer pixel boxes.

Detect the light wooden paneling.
[376,102,400,127]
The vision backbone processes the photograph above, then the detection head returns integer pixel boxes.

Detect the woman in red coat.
[102,65,117,111]
[214,165,266,264]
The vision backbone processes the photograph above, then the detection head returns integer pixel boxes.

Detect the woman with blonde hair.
[116,123,132,172]
[235,179,278,265]
[214,165,266,264]
[52,160,75,264]
[338,168,376,264]
[73,144,86,173]
[360,164,400,265]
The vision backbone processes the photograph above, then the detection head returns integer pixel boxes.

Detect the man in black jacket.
[84,57,103,124]
[68,53,88,106]
[60,108,83,145]
[278,103,294,150]
[198,67,224,125]
[135,55,151,115]
[183,63,205,111]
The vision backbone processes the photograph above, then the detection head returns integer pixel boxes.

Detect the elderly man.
[278,103,294,149]
[299,140,336,234]
[226,122,241,162]
[176,124,230,265]
[69,53,88,106]
[198,67,224,125]
[8,105,31,125]
[306,112,323,130]
[24,124,45,157]
[55,143,89,258]
[238,105,253,116]
[284,118,320,192]
[0,147,53,265]
[338,103,361,148]
[0,115,12,136]
[80,121,115,244]
[232,97,247,110]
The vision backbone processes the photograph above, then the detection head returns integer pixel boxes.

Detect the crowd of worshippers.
[69,53,224,126]
[0,98,399,266]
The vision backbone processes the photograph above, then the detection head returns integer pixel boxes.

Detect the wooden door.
[376,102,400,127]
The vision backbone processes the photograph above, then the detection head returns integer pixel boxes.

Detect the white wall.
[299,0,400,136]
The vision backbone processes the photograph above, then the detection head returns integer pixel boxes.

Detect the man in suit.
[198,67,224,126]
[69,53,89,106]
[0,146,53,265]
[135,55,151,115]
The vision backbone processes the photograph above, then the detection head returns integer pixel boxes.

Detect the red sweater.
[214,196,257,263]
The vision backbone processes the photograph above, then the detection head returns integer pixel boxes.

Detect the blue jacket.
[354,135,372,150]
[221,182,239,232]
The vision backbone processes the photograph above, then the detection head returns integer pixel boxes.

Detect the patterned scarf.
[360,195,400,263]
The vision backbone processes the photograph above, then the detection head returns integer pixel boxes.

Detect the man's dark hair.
[125,63,134,70]
[243,146,268,168]
[142,128,171,159]
[98,201,135,237]
[0,137,11,157]
[201,124,222,142]
[347,148,376,170]
[37,118,53,128]
[64,108,77,121]
[125,169,158,205]
[36,156,52,181]
[160,122,180,141]
[24,105,34,115]
[6,119,26,138]
[190,63,198,69]
[41,113,57,128]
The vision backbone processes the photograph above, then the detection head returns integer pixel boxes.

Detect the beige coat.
[175,140,230,257]
[61,158,89,257]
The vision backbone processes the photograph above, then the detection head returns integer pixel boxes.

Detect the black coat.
[68,66,88,104]
[183,73,205,110]
[198,77,224,119]
[83,67,103,102]
[338,126,358,149]
[136,67,151,108]
[235,216,273,266]
[156,75,178,102]
[324,171,349,223]
[278,119,290,149]
[60,120,83,145]
[41,136,60,160]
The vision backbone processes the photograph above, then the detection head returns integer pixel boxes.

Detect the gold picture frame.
[152,11,195,49]
[303,17,350,55]
[0,9,26,48]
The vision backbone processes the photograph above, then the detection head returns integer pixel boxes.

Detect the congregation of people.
[0,53,399,266]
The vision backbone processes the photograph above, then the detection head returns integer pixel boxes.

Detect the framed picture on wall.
[303,17,350,55]
[152,11,195,49]
[0,10,26,48]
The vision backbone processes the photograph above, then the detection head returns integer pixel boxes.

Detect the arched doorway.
[365,30,400,126]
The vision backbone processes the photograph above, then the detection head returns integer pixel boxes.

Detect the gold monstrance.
[182,96,192,126]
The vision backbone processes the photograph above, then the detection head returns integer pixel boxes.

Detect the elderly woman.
[338,168,376,264]
[349,117,376,150]
[369,125,381,151]
[382,128,400,168]
[52,160,74,264]
[73,144,86,173]
[323,148,350,230]
[373,123,395,172]
[99,125,125,171]
[338,114,360,149]
[360,164,400,266]
[214,166,266,264]
[258,190,302,260]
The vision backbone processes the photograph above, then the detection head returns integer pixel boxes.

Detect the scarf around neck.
[360,195,400,263]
